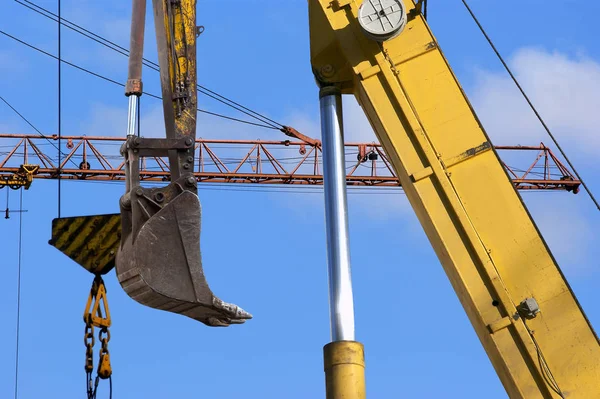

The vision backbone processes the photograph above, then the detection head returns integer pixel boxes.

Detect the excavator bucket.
[116,176,252,327]
[116,0,250,327]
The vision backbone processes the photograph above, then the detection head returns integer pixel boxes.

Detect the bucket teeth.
[116,180,251,327]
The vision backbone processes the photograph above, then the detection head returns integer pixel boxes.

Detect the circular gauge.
[358,0,407,42]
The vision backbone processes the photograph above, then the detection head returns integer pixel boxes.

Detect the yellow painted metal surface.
[0,164,39,189]
[309,1,600,397]
[324,341,366,399]
[83,276,113,381]
[83,277,112,328]
[49,214,121,275]
[153,0,197,138]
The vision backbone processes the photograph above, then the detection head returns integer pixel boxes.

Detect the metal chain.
[97,327,112,379]
[84,323,95,398]
[83,276,113,399]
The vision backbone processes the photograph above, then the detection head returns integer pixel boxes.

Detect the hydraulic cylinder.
[319,86,366,399]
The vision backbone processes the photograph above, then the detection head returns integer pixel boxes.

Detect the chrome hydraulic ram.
[124,0,145,137]
[318,86,366,399]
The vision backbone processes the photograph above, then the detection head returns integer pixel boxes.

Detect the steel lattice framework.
[0,133,581,192]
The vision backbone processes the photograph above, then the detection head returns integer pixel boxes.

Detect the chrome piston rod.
[126,95,138,137]
[319,86,356,342]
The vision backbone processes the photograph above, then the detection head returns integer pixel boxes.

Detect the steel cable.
[0,30,278,130]
[57,0,61,218]
[461,0,599,211]
[13,188,23,399]
[0,95,79,168]
[14,0,284,130]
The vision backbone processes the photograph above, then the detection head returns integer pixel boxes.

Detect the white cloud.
[470,47,600,155]
[469,47,600,274]
[522,192,596,275]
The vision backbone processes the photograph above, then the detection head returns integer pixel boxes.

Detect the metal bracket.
[281,126,321,147]
[127,136,194,157]
[409,0,427,20]
[517,298,540,320]
[125,79,143,96]
[333,0,352,9]
[442,141,492,169]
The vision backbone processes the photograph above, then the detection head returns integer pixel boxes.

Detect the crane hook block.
[115,174,252,327]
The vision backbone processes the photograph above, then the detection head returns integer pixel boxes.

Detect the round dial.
[357,0,407,42]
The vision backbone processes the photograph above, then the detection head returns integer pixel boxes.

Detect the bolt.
[154,192,165,203]
[119,194,132,209]
[320,64,335,78]
[185,137,193,146]
[187,156,194,163]
[186,176,196,186]
[134,137,141,146]
[183,163,190,169]
[136,188,143,196]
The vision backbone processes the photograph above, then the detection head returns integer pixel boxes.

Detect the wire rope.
[0,95,79,168]
[461,0,599,211]
[57,0,62,217]
[13,188,24,399]
[14,0,284,129]
[0,30,278,130]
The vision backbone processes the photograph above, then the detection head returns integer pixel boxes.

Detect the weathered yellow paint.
[0,164,39,189]
[323,341,366,399]
[310,1,600,397]
[157,0,197,138]
[49,214,121,275]
[83,277,112,328]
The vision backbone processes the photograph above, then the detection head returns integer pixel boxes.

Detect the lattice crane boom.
[0,133,582,192]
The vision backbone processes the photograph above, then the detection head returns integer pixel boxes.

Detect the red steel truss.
[0,134,581,192]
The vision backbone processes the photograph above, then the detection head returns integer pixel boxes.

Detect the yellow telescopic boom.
[308,0,600,398]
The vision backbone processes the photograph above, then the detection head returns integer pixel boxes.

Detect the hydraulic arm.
[308,0,600,397]
[115,0,251,327]
[49,1,598,397]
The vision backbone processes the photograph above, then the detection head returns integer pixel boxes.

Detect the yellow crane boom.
[309,0,599,397]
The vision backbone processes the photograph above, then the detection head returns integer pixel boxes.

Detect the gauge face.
[358,0,407,42]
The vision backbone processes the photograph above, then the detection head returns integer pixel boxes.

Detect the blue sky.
[1,1,599,398]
